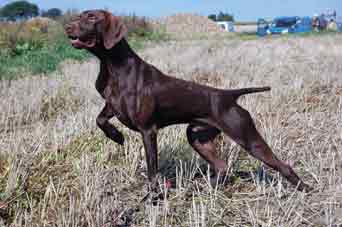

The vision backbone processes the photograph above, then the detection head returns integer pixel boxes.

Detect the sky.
[0,0,341,21]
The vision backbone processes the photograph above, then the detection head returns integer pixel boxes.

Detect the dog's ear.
[103,12,127,49]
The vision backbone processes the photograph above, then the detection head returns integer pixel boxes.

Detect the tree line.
[0,1,235,23]
[0,0,62,21]
[208,11,234,22]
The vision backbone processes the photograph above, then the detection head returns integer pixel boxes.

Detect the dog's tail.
[231,86,271,99]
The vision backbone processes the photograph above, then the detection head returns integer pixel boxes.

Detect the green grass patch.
[0,36,89,80]
[255,30,342,40]
[0,17,169,81]
[0,35,167,81]
[236,32,259,41]
[128,26,170,50]
[294,30,341,37]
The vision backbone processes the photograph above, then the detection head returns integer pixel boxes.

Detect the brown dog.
[65,10,311,191]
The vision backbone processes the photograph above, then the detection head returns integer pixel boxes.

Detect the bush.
[0,18,89,80]
[41,8,63,19]
[0,0,39,20]
[208,11,234,22]
[0,12,168,80]
[0,18,51,56]
[123,14,152,37]
[123,14,169,49]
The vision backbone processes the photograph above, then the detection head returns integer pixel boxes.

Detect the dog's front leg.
[96,103,124,145]
[141,128,158,184]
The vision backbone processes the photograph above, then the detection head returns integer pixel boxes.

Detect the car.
[216,21,234,32]
[257,16,312,36]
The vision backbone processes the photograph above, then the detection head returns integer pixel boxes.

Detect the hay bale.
[154,13,224,39]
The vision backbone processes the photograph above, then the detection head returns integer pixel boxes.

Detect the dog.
[65,10,312,192]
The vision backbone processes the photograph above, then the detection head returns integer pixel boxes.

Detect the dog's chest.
[95,69,119,98]
[97,81,138,130]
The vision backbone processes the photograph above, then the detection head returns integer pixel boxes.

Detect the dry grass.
[1,34,342,226]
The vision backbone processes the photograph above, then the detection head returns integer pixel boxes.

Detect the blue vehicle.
[257,18,269,36]
[291,16,312,33]
[257,16,312,36]
[269,17,298,34]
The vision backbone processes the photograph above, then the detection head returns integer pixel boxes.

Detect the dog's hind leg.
[218,104,312,191]
[186,124,229,185]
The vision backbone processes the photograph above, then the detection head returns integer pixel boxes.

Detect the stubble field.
[1,34,342,226]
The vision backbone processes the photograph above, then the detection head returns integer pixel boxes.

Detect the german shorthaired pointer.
[65,10,311,192]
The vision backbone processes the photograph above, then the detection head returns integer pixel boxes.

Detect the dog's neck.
[89,39,140,65]
[93,39,142,95]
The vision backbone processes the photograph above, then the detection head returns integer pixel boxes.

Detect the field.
[1,25,342,226]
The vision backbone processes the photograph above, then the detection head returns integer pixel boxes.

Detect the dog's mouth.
[69,36,96,49]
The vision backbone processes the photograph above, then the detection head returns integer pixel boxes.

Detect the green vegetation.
[208,11,234,22]
[128,26,169,50]
[41,8,63,19]
[294,29,341,37]
[0,14,168,81]
[0,19,89,80]
[0,36,89,80]
[236,32,259,41]
[255,30,342,41]
[123,14,170,49]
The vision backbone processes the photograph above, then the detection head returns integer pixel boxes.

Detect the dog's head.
[64,10,127,50]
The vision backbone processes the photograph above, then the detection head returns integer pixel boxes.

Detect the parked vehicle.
[216,21,234,32]
[269,17,298,34]
[291,17,312,33]
[257,16,312,36]
[256,18,269,36]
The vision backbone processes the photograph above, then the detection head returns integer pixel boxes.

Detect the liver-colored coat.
[65,10,311,192]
